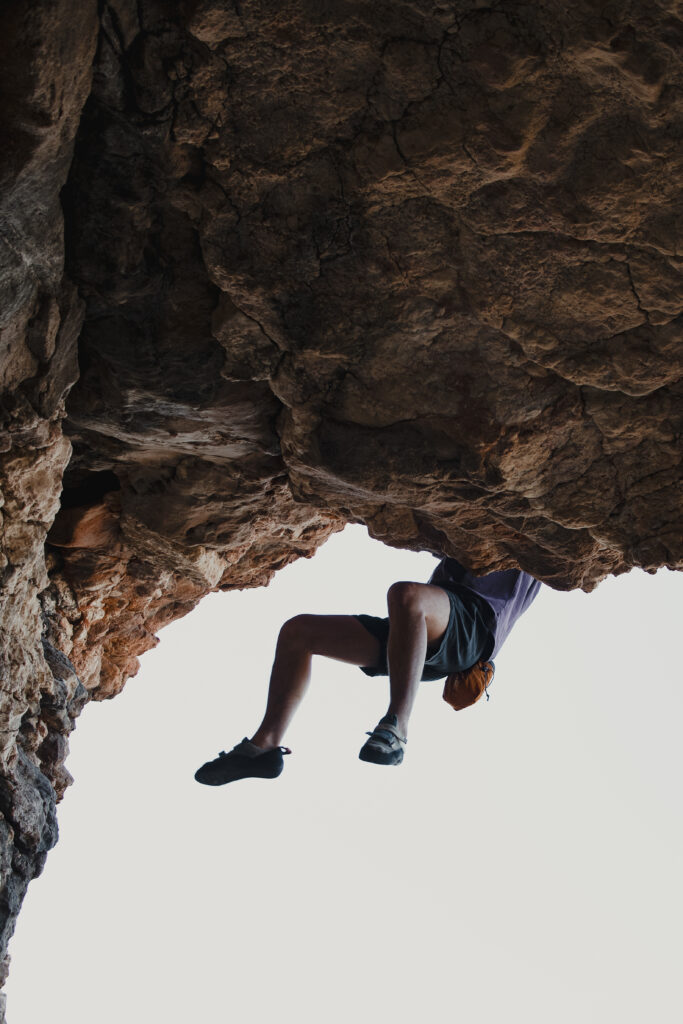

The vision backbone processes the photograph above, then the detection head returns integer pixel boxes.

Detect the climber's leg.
[383,582,452,738]
[250,614,382,749]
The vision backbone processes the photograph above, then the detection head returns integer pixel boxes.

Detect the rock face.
[0,0,99,998]
[0,0,681,1000]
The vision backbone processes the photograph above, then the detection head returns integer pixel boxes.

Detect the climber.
[194,556,541,785]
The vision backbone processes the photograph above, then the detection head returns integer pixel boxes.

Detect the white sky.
[5,525,682,1024]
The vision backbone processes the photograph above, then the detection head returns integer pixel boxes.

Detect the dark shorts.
[355,587,495,682]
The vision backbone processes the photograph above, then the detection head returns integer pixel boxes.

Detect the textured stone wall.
[0,0,99,997]
[0,0,681,1004]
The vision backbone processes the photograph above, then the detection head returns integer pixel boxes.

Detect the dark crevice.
[59,469,122,510]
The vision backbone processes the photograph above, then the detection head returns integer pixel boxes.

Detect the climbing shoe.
[358,714,407,766]
[194,738,291,786]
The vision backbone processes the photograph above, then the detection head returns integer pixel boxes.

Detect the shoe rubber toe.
[358,743,404,766]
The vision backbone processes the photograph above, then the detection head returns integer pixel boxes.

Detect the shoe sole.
[358,746,404,766]
[195,757,284,786]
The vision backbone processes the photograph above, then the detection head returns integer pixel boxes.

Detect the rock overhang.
[0,0,681,1002]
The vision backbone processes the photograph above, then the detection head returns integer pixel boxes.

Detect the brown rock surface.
[0,0,681,1003]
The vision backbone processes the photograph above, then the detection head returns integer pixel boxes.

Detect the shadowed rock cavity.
[0,0,681,1004]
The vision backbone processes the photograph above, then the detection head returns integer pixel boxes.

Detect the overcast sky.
[6,525,682,1024]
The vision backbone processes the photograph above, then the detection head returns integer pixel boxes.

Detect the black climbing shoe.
[358,714,407,766]
[194,738,291,786]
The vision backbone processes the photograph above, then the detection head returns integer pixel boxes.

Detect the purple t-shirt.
[428,557,541,659]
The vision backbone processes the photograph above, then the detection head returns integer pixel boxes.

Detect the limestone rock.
[0,0,681,1000]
